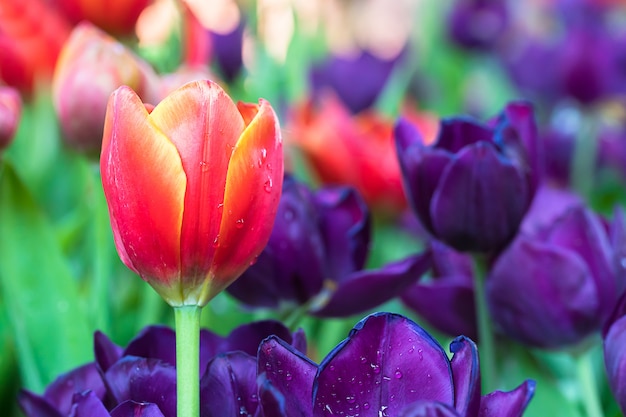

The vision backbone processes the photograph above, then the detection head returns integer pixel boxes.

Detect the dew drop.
[329,365,336,371]
[363,403,370,410]
[371,364,381,374]
[250,394,258,404]
[346,395,356,404]
[235,218,245,229]
[200,161,209,172]
[264,178,273,193]
[285,372,293,381]
[212,235,220,248]
[261,148,267,159]
[394,370,402,379]
[418,348,424,361]
[360,356,367,364]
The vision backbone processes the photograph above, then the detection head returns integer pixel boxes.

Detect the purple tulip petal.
[604,310,626,414]
[449,337,480,417]
[226,320,304,356]
[313,252,431,317]
[313,313,454,416]
[291,328,308,355]
[430,240,474,278]
[105,356,177,417]
[610,207,626,295]
[488,237,599,348]
[258,336,317,417]
[545,207,617,322]
[200,352,259,417]
[43,362,105,416]
[395,119,452,234]
[401,276,477,340]
[257,377,288,417]
[520,185,583,236]
[69,391,110,417]
[479,380,535,417]
[315,186,371,278]
[94,331,123,373]
[436,118,495,153]
[123,326,176,367]
[431,141,528,252]
[111,401,166,417]
[18,391,63,417]
[399,400,461,417]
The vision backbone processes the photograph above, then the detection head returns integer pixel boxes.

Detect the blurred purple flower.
[209,18,245,82]
[227,174,430,317]
[19,321,305,417]
[401,239,478,340]
[447,0,509,51]
[257,312,535,417]
[310,49,405,114]
[488,186,626,348]
[604,292,626,414]
[395,101,541,253]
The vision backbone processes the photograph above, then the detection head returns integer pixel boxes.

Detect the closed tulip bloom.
[395,101,540,253]
[100,80,283,307]
[0,86,22,152]
[488,189,626,348]
[53,23,159,155]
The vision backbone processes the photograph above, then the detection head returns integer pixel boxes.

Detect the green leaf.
[0,163,93,392]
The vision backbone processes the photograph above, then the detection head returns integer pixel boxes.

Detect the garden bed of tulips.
[3,0,626,416]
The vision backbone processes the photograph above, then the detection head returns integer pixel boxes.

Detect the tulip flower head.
[101,80,283,307]
[395,101,540,253]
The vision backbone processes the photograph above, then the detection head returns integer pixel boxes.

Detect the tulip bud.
[53,23,159,156]
[0,86,22,152]
[100,80,283,307]
[395,101,540,253]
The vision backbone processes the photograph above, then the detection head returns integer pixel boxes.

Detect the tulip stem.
[575,349,603,417]
[175,305,202,417]
[472,254,497,393]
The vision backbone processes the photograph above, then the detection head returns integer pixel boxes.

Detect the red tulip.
[53,22,159,155]
[288,95,438,215]
[0,86,21,151]
[101,80,284,307]
[0,0,72,95]
[55,0,152,36]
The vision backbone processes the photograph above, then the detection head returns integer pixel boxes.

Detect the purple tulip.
[446,0,509,51]
[604,292,626,414]
[19,320,304,417]
[209,18,245,82]
[310,49,405,114]
[227,174,431,317]
[488,186,626,348]
[395,101,540,253]
[257,312,535,417]
[401,239,478,340]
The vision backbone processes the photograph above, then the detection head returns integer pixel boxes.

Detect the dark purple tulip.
[488,186,626,348]
[395,101,540,253]
[310,49,404,114]
[446,0,509,51]
[209,18,245,82]
[401,240,478,340]
[227,174,430,317]
[603,293,626,414]
[257,312,535,417]
[19,320,304,417]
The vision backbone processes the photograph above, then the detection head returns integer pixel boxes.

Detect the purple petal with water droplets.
[313,253,430,317]
[313,313,454,417]
[200,352,259,417]
[258,336,317,417]
[43,362,105,416]
[105,356,177,417]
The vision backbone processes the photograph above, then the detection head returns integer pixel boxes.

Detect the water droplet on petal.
[264,178,273,193]
[346,395,356,404]
[363,403,370,410]
[394,370,402,379]
[200,161,209,172]
[235,218,245,228]
[213,235,220,248]
[285,372,293,381]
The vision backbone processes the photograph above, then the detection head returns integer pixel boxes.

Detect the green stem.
[175,305,202,417]
[576,349,603,417]
[472,254,497,393]
[571,112,597,201]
